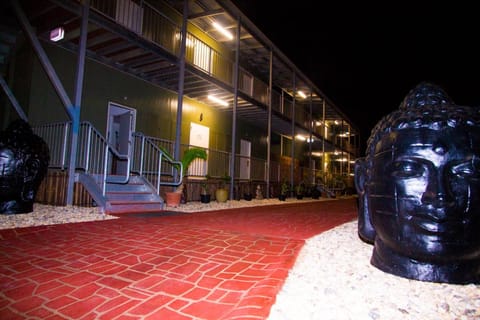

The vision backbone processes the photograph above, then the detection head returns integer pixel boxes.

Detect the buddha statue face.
[355,82,480,284]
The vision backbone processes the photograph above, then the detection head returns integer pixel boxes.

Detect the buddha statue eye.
[390,160,423,178]
[451,161,480,179]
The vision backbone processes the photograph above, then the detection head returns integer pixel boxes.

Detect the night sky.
[231,1,480,155]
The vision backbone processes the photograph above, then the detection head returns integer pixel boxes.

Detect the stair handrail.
[132,132,183,195]
[101,141,131,195]
[73,121,132,194]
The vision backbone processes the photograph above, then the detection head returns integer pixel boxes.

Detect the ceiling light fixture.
[212,21,233,40]
[297,91,307,99]
[208,95,228,107]
[295,134,306,141]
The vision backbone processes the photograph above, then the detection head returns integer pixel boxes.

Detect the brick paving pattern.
[0,198,357,319]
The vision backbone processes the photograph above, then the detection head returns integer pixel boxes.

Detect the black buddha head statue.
[355,82,480,284]
[0,119,49,214]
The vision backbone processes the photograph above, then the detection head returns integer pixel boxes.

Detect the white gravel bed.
[0,204,118,230]
[267,220,480,320]
[170,197,328,212]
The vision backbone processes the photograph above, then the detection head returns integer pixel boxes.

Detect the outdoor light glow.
[212,22,233,40]
[295,135,314,142]
[297,90,307,99]
[208,95,228,107]
[295,134,306,141]
[50,27,64,42]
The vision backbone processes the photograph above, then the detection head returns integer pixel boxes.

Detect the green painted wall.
[24,43,270,157]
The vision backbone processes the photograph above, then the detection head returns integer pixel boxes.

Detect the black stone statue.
[0,119,49,214]
[355,82,480,284]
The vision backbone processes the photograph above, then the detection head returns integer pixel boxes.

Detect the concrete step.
[105,200,164,214]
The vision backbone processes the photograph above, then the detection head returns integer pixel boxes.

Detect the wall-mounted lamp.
[50,27,64,42]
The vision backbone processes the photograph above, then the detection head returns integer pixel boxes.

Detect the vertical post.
[290,73,296,196]
[308,90,313,184]
[322,99,326,183]
[67,0,89,205]
[266,49,273,198]
[174,1,188,166]
[229,16,241,199]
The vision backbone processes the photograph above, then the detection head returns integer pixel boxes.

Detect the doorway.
[188,122,209,176]
[239,139,251,180]
[106,102,136,176]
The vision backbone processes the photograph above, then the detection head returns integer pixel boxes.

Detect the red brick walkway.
[0,198,357,319]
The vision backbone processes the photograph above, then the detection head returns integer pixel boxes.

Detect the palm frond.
[181,148,207,173]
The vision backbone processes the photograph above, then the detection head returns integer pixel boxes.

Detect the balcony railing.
[87,0,329,136]
[34,121,353,188]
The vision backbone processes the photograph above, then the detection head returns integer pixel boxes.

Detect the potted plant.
[278,180,289,201]
[161,146,208,207]
[310,184,321,199]
[295,181,305,200]
[243,179,253,201]
[215,173,230,203]
[200,174,211,203]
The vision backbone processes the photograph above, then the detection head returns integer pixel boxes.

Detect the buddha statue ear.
[354,157,376,244]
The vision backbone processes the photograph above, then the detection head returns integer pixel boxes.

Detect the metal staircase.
[78,173,164,214]
[33,122,183,215]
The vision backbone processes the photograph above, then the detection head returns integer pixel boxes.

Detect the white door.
[107,102,136,175]
[188,122,209,176]
[239,139,251,180]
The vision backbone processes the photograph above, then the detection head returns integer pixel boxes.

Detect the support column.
[229,16,241,199]
[174,0,188,167]
[290,73,296,196]
[67,0,89,205]
[322,99,326,183]
[266,49,273,198]
[308,90,313,184]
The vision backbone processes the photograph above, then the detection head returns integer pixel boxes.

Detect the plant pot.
[278,194,287,201]
[165,192,182,207]
[200,194,211,203]
[244,193,253,201]
[296,195,304,200]
[215,188,228,203]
